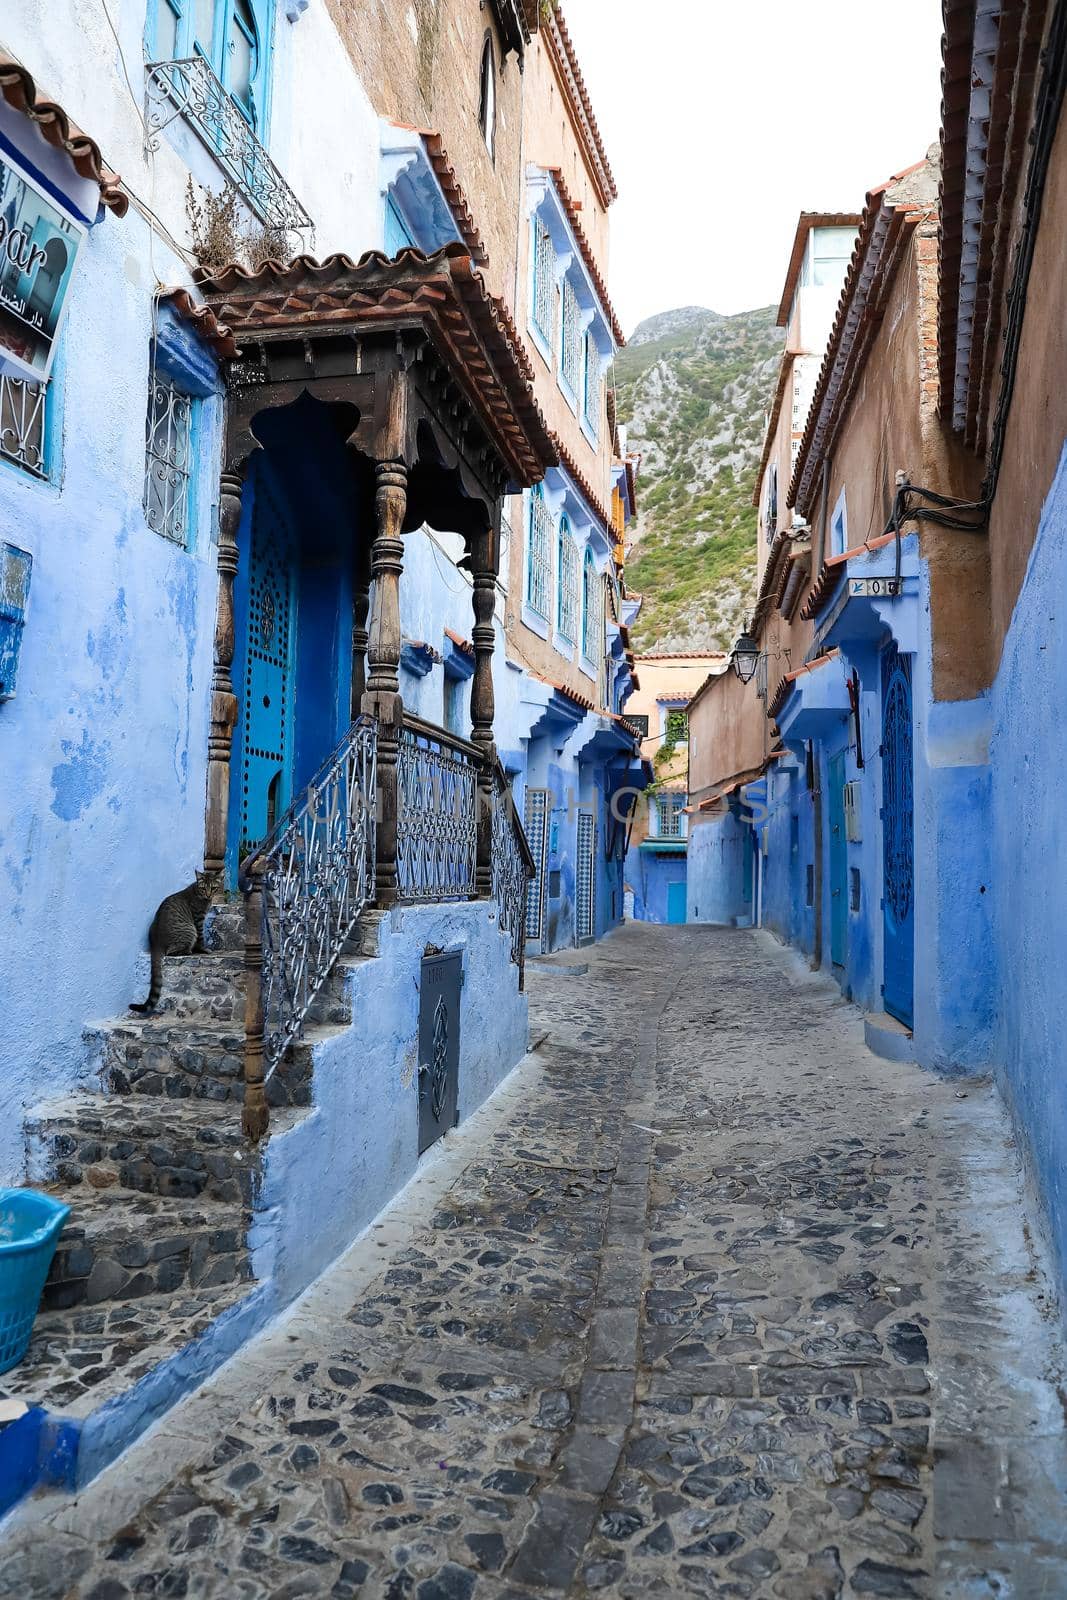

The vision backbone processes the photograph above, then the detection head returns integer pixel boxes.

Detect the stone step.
[41,1187,252,1312]
[25,1094,299,1205]
[0,1280,253,1419]
[206,899,385,959]
[95,1016,313,1108]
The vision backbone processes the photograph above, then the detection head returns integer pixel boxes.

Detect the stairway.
[0,900,372,1440]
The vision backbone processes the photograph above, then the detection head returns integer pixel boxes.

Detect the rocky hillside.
[614,305,784,652]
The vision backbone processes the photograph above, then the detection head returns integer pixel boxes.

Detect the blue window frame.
[385,196,416,256]
[531,219,556,348]
[147,0,271,130]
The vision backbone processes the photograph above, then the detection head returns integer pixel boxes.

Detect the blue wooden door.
[667,880,687,924]
[881,646,915,1026]
[828,751,848,967]
[238,471,297,855]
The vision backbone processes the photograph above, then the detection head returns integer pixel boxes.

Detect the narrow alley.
[2,925,1064,1600]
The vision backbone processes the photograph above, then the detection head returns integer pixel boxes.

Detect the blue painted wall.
[687,808,754,926]
[627,845,687,925]
[989,440,1067,1293]
[0,211,222,1184]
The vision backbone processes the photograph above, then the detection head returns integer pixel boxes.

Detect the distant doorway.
[667,880,687,925]
[881,646,915,1027]
[828,750,848,968]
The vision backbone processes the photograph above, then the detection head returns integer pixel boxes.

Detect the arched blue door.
[234,464,298,859]
[881,646,914,1027]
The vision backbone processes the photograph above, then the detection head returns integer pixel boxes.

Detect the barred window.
[0,373,50,479]
[532,220,556,345]
[656,792,686,838]
[526,483,552,620]
[582,331,600,433]
[145,372,194,546]
[557,517,579,642]
[561,275,582,393]
[581,549,602,663]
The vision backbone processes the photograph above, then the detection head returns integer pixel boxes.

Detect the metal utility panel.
[417,950,462,1155]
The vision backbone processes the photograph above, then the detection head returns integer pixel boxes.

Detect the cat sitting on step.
[130,873,213,1013]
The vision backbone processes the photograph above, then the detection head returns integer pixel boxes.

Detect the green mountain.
[613,304,784,652]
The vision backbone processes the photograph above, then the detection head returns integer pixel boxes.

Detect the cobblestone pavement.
[3,925,1066,1599]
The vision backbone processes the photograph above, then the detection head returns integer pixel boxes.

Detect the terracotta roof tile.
[789,162,936,517]
[0,53,128,215]
[544,7,617,207]
[160,288,237,360]
[776,211,862,327]
[800,529,900,620]
[545,167,625,344]
[389,123,489,266]
[197,243,555,487]
[550,431,611,530]
[444,626,474,655]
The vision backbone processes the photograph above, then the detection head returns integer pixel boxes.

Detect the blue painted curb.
[0,1406,79,1519]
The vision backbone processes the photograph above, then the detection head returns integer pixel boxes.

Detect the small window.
[664,708,689,745]
[150,0,266,128]
[526,483,552,620]
[767,463,778,530]
[444,672,465,737]
[478,34,496,162]
[830,490,848,557]
[850,866,861,913]
[656,793,686,839]
[145,370,195,546]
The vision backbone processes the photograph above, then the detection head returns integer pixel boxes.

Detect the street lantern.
[731,630,761,684]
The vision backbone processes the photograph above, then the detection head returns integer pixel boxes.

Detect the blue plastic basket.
[0,1189,70,1375]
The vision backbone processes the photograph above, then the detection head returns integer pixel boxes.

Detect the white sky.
[559,0,945,333]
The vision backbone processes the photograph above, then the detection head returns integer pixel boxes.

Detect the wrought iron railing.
[145,56,312,235]
[240,716,377,1139]
[396,713,479,903]
[491,762,535,984]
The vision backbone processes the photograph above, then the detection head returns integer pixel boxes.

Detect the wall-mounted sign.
[0,147,85,383]
[849,576,903,598]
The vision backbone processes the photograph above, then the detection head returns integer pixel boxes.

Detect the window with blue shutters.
[560,275,582,394]
[526,484,552,621]
[384,196,416,256]
[148,0,271,130]
[582,331,600,435]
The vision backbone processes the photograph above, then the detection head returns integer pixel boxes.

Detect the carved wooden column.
[204,468,242,879]
[470,522,498,899]
[362,458,408,907]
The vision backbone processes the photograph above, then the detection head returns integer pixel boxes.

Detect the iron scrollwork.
[491,764,536,979]
[242,715,377,1083]
[396,716,479,902]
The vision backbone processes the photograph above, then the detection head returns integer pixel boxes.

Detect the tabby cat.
[130,873,213,1013]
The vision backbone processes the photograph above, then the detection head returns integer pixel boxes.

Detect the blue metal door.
[828,751,848,967]
[667,880,687,924]
[238,471,297,854]
[881,646,914,1026]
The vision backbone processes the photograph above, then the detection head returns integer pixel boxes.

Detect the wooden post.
[470,523,497,899]
[203,468,242,878]
[242,858,269,1142]
[350,575,370,721]
[363,457,408,907]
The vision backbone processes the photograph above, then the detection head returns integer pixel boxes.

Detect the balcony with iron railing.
[145,54,312,236]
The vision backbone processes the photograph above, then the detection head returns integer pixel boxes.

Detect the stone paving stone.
[3,925,1067,1600]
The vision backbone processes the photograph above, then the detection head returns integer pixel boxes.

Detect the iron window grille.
[526,484,552,620]
[0,373,49,479]
[561,275,583,393]
[576,808,596,943]
[656,793,686,838]
[557,518,580,642]
[583,331,600,432]
[144,53,312,236]
[524,786,550,946]
[581,552,602,663]
[145,372,194,545]
[497,512,512,594]
[532,220,557,346]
